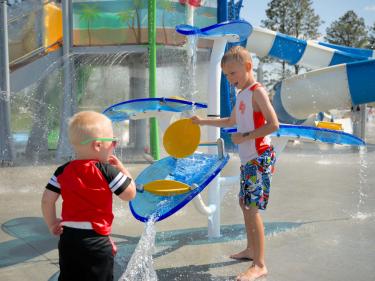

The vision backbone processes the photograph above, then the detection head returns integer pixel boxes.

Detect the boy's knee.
[243,205,260,215]
[239,198,245,209]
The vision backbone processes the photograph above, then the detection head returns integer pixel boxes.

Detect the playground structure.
[1,0,223,165]
[1,1,374,239]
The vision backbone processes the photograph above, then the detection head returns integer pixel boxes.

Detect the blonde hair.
[68,111,112,145]
[221,46,252,68]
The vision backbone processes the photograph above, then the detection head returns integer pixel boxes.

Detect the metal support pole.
[207,37,227,238]
[129,60,147,155]
[352,104,366,141]
[359,104,366,140]
[56,0,75,161]
[0,0,15,165]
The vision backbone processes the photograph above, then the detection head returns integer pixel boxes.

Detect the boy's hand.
[109,156,135,195]
[191,115,202,125]
[50,219,63,236]
[108,155,125,171]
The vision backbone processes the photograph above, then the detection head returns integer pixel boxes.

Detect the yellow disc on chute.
[316,121,343,131]
[169,96,187,100]
[143,180,191,196]
[163,118,200,158]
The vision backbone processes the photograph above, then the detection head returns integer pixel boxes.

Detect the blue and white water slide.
[245,25,375,124]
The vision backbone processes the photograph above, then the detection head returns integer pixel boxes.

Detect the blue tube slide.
[245,25,375,123]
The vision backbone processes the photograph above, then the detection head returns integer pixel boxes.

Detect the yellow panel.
[44,3,63,52]
[163,118,200,158]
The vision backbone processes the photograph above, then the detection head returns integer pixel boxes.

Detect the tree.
[133,0,146,43]
[367,22,375,50]
[79,5,101,46]
[117,10,136,43]
[158,0,176,45]
[262,0,322,76]
[325,10,368,48]
[117,0,146,44]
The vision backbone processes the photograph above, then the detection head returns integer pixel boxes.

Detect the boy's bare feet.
[236,263,268,281]
[229,248,253,260]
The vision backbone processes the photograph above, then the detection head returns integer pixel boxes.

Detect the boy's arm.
[191,109,236,128]
[232,87,279,144]
[41,189,63,236]
[108,155,136,201]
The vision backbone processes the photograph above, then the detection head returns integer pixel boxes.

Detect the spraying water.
[180,35,198,117]
[352,145,369,220]
[118,216,158,281]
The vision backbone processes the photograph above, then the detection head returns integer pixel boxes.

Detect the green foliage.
[117,0,147,44]
[158,0,175,12]
[158,0,176,44]
[117,10,136,23]
[325,10,368,48]
[367,22,375,50]
[79,5,101,25]
[261,0,322,80]
[133,0,146,10]
[117,10,136,42]
[79,5,101,45]
[262,0,322,39]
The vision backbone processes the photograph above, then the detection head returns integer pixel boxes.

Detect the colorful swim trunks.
[239,147,276,210]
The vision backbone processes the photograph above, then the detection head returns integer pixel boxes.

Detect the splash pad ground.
[0,118,374,281]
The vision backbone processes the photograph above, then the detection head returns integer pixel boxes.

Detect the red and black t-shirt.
[46,160,131,235]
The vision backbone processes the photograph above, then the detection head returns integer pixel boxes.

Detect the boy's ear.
[92,141,101,152]
[245,61,252,72]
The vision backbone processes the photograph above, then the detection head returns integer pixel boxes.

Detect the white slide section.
[245,25,375,124]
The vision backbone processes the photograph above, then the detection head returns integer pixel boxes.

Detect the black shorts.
[58,227,114,281]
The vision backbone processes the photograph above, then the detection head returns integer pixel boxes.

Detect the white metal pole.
[56,0,75,160]
[187,5,194,25]
[207,37,227,238]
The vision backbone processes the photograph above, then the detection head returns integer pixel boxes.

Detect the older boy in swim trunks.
[191,46,279,281]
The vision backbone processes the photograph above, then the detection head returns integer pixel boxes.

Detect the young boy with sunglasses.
[41,110,136,281]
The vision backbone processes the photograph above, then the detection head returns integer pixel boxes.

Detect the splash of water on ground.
[351,211,374,220]
[351,146,370,220]
[118,216,158,281]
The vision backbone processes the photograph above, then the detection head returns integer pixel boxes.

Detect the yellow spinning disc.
[143,180,191,196]
[163,118,200,158]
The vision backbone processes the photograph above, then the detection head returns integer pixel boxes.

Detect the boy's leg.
[235,148,275,280]
[58,228,86,281]
[58,227,114,281]
[236,207,267,281]
[230,198,254,260]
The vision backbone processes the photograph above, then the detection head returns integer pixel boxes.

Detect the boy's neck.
[240,79,257,92]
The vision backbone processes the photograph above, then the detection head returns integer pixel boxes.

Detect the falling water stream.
[118,216,158,281]
[352,145,370,220]
[118,36,201,280]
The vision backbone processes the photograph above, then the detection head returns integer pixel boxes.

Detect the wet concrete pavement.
[1,119,374,281]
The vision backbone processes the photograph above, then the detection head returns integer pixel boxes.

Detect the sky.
[241,0,375,35]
